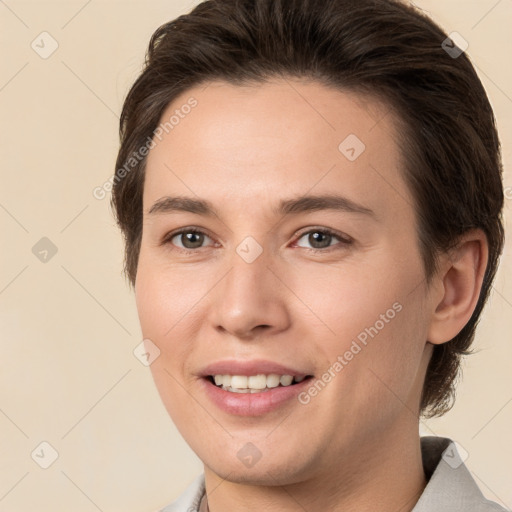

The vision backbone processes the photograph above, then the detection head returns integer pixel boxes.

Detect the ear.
[427,229,489,345]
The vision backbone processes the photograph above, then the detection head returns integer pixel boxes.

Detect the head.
[112,0,504,484]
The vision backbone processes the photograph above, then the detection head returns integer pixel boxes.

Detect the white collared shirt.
[159,436,509,512]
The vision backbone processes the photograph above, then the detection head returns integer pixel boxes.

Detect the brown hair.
[112,0,505,417]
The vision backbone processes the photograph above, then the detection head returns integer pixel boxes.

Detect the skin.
[135,78,488,512]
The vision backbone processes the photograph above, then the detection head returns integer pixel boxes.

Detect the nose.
[209,245,291,340]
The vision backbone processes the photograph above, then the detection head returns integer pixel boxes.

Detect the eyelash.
[161,226,353,255]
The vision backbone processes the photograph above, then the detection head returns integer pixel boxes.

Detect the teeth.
[248,374,267,389]
[222,386,271,393]
[266,374,280,388]
[231,375,248,388]
[280,375,293,386]
[211,373,307,392]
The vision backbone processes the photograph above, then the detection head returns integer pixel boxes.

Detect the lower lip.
[199,377,313,416]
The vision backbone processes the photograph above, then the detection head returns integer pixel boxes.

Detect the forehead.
[143,79,412,221]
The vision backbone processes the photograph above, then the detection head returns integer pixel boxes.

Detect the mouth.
[198,360,316,415]
[204,373,314,394]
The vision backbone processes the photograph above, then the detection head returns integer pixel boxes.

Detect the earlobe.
[427,229,489,345]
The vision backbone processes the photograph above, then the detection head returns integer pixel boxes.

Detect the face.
[136,79,436,485]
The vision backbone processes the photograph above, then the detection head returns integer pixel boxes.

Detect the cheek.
[338,287,428,417]
[135,256,202,416]
[291,252,427,398]
[135,250,207,340]
[286,257,402,344]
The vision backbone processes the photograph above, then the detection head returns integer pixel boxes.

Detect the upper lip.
[199,359,312,378]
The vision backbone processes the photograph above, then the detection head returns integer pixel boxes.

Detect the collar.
[412,436,507,511]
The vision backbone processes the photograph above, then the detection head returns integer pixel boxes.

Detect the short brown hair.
[112,0,505,417]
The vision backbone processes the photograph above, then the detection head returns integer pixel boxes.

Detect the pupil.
[183,232,203,248]
[310,232,330,248]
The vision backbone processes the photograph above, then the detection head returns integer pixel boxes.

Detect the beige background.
[0,1,511,511]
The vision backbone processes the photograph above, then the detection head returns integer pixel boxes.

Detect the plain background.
[0,1,511,511]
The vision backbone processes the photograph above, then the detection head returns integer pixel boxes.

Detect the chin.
[203,451,315,487]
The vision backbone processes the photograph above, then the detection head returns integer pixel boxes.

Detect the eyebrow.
[148,194,376,219]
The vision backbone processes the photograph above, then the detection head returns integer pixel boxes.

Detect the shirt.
[159,436,510,512]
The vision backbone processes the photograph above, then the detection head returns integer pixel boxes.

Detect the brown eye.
[166,230,214,250]
[295,228,352,251]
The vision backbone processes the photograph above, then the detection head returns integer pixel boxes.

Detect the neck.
[202,421,426,512]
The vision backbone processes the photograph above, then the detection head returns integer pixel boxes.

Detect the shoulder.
[413,436,510,512]
[157,473,205,512]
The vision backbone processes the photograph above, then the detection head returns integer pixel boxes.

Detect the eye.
[294,228,352,252]
[161,226,352,254]
[163,228,215,251]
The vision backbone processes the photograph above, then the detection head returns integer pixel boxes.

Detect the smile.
[208,374,308,393]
